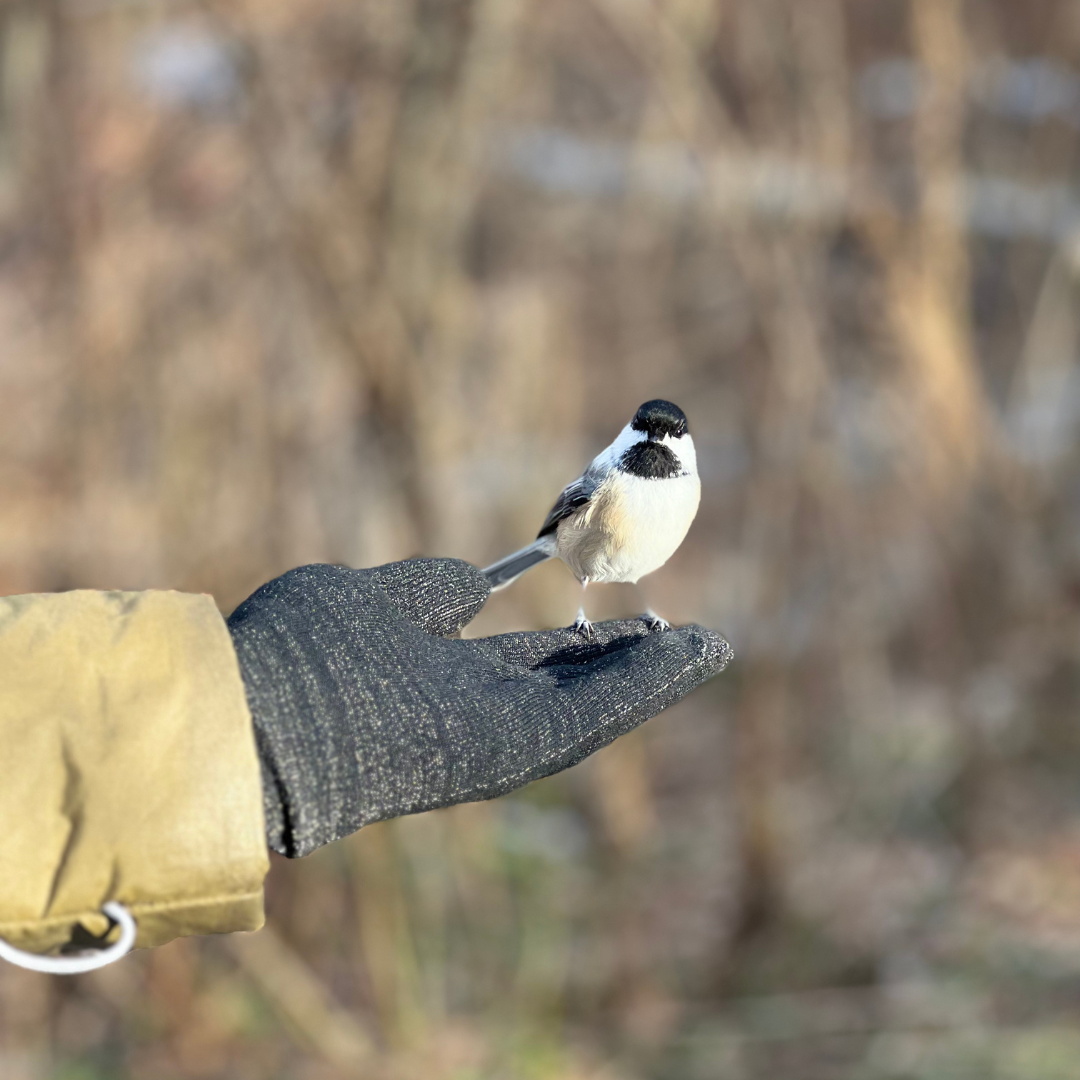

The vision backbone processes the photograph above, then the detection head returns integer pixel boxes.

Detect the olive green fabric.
[0,590,269,954]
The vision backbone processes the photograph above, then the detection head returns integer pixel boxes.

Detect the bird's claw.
[641,611,671,633]
[572,608,596,641]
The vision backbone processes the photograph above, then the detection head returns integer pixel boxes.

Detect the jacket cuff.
[0,590,270,953]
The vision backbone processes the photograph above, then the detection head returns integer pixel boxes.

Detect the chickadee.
[483,399,700,638]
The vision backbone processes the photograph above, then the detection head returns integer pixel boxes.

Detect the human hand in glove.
[227,559,732,857]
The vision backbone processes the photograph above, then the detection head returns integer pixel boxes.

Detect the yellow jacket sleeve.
[0,590,269,954]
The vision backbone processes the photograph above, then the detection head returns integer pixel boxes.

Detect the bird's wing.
[536,473,599,538]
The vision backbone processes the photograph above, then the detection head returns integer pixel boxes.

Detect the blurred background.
[6,0,1080,1076]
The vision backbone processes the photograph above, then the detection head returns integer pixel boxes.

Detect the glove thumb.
[371,558,491,636]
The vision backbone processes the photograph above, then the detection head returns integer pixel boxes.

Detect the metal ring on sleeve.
[0,902,136,974]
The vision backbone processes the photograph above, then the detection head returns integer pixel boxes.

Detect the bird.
[483,399,700,639]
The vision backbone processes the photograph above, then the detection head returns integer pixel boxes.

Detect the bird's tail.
[483,539,553,590]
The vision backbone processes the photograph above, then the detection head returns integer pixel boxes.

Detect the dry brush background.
[5,0,1080,1077]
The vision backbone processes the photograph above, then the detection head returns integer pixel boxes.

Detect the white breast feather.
[597,471,700,583]
[555,471,700,584]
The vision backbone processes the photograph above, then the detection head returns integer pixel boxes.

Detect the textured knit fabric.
[228,558,732,858]
[0,591,269,954]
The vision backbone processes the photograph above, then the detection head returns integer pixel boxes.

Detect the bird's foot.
[572,607,596,642]
[641,610,671,633]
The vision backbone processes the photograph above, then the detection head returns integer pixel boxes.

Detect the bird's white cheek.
[662,433,697,475]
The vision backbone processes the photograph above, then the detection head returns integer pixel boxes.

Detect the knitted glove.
[227,559,732,856]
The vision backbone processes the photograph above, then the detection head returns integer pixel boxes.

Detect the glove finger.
[551,621,732,705]
[544,623,731,761]
[553,621,729,737]
[371,557,491,637]
[466,619,731,690]
[463,621,731,778]
[466,619,656,667]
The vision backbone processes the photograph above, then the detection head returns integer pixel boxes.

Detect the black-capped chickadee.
[483,400,700,638]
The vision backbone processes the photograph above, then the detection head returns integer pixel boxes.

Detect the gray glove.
[227,559,732,857]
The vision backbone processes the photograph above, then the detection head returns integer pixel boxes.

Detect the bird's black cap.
[630,399,688,439]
